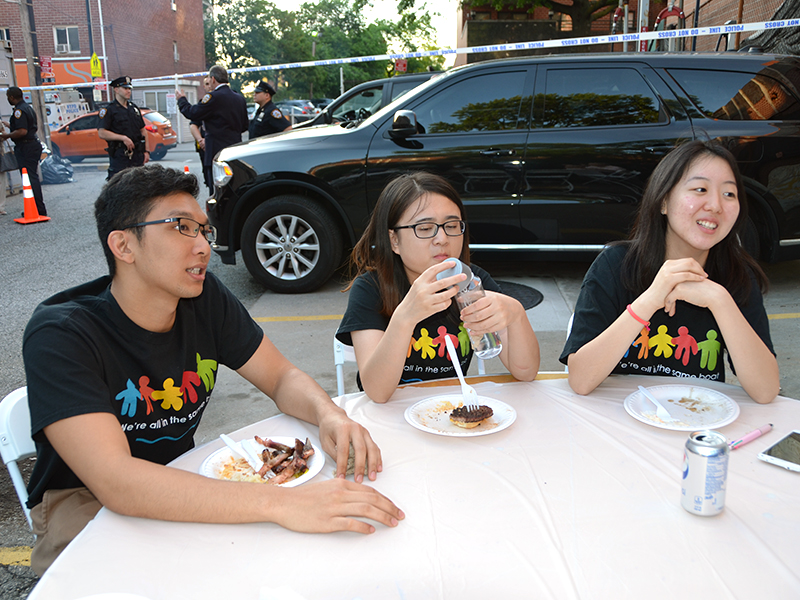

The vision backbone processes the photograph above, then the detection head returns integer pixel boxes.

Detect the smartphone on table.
[758,430,800,472]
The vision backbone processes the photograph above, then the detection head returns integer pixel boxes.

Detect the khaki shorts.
[30,486,102,576]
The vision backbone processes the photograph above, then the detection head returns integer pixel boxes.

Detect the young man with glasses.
[22,165,404,576]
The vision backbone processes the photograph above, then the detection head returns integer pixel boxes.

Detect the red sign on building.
[395,58,407,73]
[40,56,54,79]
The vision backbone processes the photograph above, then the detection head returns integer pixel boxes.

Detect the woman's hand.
[663,277,726,316]
[635,258,709,319]
[394,261,464,328]
[459,291,520,335]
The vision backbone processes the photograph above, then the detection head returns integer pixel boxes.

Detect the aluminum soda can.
[681,430,729,516]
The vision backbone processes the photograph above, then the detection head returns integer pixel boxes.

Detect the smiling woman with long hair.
[337,172,540,403]
[561,140,779,404]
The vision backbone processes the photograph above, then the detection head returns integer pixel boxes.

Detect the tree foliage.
[205,0,442,100]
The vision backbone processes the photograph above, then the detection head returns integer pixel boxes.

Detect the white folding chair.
[564,313,575,373]
[0,386,36,528]
[333,337,357,397]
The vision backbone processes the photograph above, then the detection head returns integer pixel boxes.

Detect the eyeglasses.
[121,217,217,243]
[392,220,466,239]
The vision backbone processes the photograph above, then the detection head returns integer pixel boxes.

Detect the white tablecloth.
[28,375,800,599]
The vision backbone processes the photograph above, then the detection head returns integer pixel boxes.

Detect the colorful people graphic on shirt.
[649,325,675,358]
[672,326,699,366]
[138,376,155,415]
[152,377,183,411]
[698,330,721,371]
[196,353,217,392]
[115,379,140,418]
[632,327,651,359]
[433,326,459,359]
[413,328,436,359]
[457,324,471,356]
[407,336,416,358]
[181,371,202,404]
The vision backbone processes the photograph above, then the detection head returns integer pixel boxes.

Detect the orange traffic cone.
[14,168,50,224]
[184,165,190,173]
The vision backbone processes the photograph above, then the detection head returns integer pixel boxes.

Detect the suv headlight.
[213,161,233,187]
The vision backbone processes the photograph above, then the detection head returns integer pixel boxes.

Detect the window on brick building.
[1,29,11,42]
[173,41,179,62]
[54,26,80,54]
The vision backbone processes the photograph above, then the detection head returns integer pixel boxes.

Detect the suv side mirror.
[389,110,418,139]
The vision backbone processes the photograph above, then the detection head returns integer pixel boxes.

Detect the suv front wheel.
[240,195,343,293]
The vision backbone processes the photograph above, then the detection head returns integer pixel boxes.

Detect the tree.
[205,0,441,100]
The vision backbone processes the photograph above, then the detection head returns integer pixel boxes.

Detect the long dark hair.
[620,140,767,302]
[348,172,470,318]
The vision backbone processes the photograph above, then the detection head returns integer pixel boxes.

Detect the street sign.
[40,56,54,79]
[90,53,102,78]
[395,58,407,73]
[93,76,107,91]
[166,93,176,115]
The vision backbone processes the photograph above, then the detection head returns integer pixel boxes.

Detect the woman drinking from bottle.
[336,172,540,402]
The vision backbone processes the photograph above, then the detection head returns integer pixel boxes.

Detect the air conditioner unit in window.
[56,43,69,53]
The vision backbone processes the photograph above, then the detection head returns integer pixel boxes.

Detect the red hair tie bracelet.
[626,304,650,332]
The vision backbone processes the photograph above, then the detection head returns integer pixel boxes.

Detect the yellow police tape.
[0,546,32,566]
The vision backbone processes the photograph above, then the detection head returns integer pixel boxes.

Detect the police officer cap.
[110,76,132,88]
[255,80,276,96]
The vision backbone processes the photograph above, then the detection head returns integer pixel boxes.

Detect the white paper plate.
[199,436,324,487]
[404,394,516,437]
[624,384,740,431]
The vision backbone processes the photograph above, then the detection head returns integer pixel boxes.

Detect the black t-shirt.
[336,265,501,387]
[23,272,264,507]
[98,100,145,145]
[560,245,775,382]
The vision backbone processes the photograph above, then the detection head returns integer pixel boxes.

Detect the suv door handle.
[480,148,516,156]
[645,146,672,155]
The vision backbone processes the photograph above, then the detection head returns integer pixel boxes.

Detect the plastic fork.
[220,434,263,472]
[638,386,676,423]
[444,335,479,409]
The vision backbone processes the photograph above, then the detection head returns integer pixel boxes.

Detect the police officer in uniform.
[176,65,248,192]
[1,86,47,216]
[249,80,291,139]
[98,76,149,180]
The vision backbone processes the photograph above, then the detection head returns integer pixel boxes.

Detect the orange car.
[50,108,177,162]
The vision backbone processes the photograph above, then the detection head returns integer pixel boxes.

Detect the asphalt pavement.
[1,142,798,598]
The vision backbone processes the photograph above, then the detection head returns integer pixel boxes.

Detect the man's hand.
[272,478,404,534]
[121,136,134,151]
[175,88,186,100]
[317,408,382,483]
[198,138,205,150]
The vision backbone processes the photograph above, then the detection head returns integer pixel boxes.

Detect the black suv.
[209,52,800,293]
[294,71,443,128]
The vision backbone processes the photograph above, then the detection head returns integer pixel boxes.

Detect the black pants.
[107,148,145,180]
[15,140,46,216]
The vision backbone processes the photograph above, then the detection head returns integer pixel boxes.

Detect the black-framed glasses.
[392,220,466,239]
[121,217,217,243]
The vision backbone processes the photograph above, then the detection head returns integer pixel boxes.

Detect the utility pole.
[17,0,51,149]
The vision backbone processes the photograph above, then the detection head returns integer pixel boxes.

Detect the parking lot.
[1,142,799,598]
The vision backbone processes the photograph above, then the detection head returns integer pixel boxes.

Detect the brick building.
[0,0,206,139]
[455,1,790,65]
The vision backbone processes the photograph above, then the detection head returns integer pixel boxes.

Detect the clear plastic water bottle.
[437,260,503,360]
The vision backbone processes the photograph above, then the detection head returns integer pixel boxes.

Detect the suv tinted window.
[413,71,528,133]
[668,68,800,120]
[542,68,662,128]
[332,86,382,120]
[71,114,98,130]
